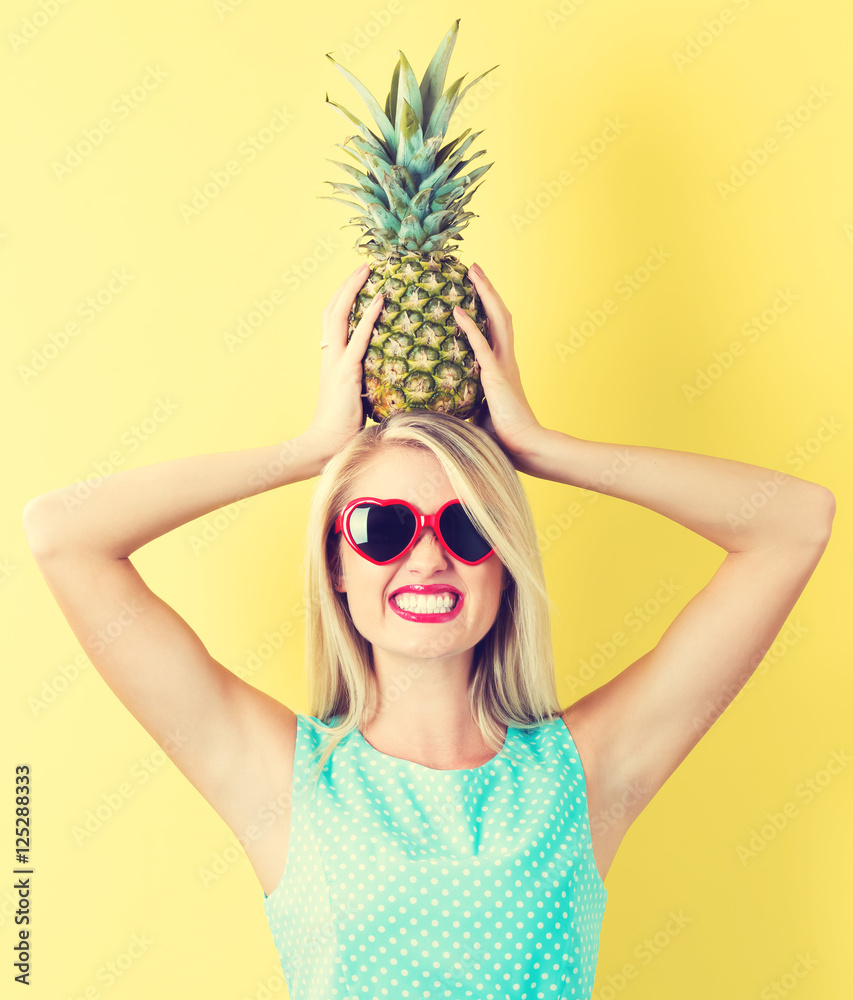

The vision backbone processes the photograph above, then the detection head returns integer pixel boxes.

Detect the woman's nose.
[407,527,448,566]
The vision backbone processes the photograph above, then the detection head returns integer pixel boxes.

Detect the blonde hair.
[298,410,562,798]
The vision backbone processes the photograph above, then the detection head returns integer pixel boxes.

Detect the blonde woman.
[23,262,834,999]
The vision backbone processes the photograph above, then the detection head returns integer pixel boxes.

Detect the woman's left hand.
[454,263,547,471]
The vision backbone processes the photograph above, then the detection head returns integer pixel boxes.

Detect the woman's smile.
[388,590,465,622]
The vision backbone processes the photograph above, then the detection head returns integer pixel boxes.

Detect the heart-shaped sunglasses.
[332,497,494,566]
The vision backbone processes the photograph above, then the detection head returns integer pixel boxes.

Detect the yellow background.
[2,0,851,997]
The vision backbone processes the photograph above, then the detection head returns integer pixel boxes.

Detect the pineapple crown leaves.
[319,19,498,256]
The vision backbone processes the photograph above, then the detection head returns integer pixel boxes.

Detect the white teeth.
[392,592,458,613]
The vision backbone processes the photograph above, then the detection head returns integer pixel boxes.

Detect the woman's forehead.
[350,448,453,506]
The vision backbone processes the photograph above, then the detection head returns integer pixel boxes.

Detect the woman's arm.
[20,265,383,896]
[519,428,834,550]
[455,265,836,874]
[22,432,325,559]
[525,429,835,863]
[23,255,381,559]
[454,261,833,547]
[20,431,327,895]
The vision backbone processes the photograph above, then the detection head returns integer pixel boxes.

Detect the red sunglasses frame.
[332,496,495,566]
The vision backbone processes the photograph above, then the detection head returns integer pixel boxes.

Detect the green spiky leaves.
[321,20,497,256]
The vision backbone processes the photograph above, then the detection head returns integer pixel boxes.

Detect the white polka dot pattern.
[262,714,607,999]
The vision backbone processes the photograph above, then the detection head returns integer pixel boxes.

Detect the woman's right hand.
[303,263,384,463]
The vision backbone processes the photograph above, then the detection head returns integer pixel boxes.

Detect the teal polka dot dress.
[262,713,607,999]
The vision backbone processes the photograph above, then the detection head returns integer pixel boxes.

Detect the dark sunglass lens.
[440,503,492,562]
[349,503,415,562]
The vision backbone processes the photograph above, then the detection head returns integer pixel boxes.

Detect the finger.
[326,262,366,312]
[466,265,513,340]
[322,291,383,371]
[322,272,372,357]
[453,305,497,364]
[324,263,370,322]
[346,292,384,356]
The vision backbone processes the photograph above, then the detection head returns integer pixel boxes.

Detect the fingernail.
[372,292,383,304]
[470,262,483,276]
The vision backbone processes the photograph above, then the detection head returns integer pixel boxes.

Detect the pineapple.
[321,19,497,422]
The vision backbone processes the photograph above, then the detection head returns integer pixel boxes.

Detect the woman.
[23,262,835,999]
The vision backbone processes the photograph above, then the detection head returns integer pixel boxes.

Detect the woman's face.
[333,447,507,666]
